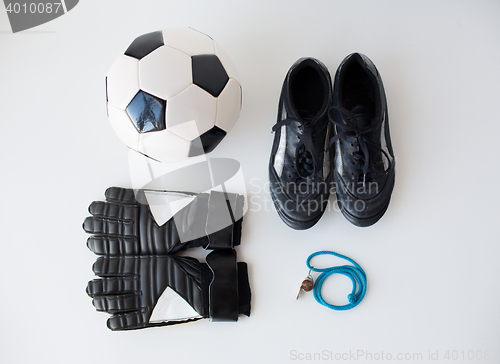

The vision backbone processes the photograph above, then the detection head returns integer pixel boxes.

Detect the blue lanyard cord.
[306,251,367,311]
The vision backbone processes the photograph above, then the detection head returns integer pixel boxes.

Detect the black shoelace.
[272,118,321,180]
[328,106,392,184]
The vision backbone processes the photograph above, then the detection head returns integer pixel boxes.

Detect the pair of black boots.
[84,187,250,330]
[269,53,395,229]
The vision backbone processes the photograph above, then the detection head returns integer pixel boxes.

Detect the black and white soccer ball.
[105,27,242,163]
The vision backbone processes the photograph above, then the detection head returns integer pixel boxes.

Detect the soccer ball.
[105,27,242,163]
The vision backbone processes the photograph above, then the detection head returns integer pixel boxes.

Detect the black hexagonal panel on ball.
[188,126,227,157]
[125,31,164,60]
[192,55,229,97]
[126,91,166,133]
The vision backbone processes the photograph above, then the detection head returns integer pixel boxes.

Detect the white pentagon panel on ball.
[107,104,140,150]
[138,46,192,100]
[137,129,191,163]
[214,42,240,84]
[106,55,140,110]
[162,27,215,56]
[215,78,242,132]
[166,84,217,140]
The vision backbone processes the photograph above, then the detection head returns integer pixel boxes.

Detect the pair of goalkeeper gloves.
[84,187,251,330]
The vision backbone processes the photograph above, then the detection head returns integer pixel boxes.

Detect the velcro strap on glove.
[205,191,244,249]
[201,250,251,322]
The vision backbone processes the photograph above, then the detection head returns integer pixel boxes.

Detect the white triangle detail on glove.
[145,192,195,227]
[150,286,202,323]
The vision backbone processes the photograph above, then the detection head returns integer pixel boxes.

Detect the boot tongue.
[350,105,372,128]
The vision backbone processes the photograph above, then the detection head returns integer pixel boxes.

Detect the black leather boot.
[269,58,333,230]
[329,53,395,227]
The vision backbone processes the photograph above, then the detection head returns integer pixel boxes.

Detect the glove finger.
[107,310,149,331]
[87,236,139,255]
[88,201,136,222]
[83,216,135,237]
[105,187,138,204]
[86,277,139,297]
[92,256,139,277]
[92,293,140,313]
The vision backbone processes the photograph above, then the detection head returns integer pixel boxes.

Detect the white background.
[1,0,499,363]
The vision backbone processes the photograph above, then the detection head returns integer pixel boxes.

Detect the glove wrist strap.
[204,192,244,249]
[201,250,250,321]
